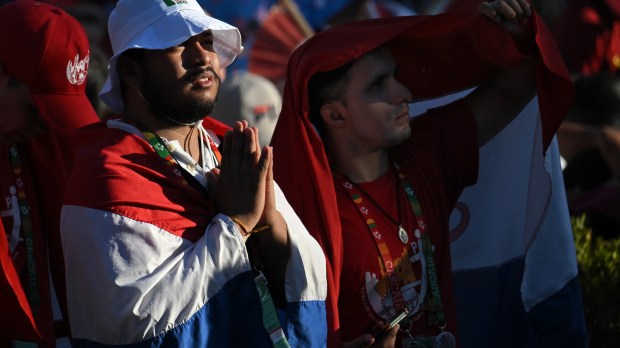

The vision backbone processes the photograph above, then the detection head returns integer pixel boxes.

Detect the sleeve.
[401,98,479,205]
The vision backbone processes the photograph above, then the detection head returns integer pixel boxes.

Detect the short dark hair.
[85,46,110,118]
[307,60,354,136]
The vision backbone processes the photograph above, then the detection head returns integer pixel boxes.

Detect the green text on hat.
[163,0,188,6]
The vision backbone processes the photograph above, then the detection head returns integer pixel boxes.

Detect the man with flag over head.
[270,0,580,347]
[59,0,327,346]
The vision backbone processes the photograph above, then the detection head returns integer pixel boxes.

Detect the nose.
[185,39,214,68]
[193,42,212,67]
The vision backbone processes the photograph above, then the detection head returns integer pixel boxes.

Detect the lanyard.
[339,162,446,328]
[394,163,446,328]
[142,131,216,197]
[8,145,40,313]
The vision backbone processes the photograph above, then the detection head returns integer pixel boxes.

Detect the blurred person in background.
[0,1,99,347]
[553,0,620,75]
[210,71,282,146]
[558,71,620,239]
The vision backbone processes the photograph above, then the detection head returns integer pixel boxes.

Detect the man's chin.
[389,127,411,147]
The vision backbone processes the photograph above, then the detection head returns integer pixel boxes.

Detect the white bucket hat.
[100,0,243,112]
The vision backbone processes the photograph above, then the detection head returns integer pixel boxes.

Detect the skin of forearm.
[469,50,538,146]
[249,211,290,308]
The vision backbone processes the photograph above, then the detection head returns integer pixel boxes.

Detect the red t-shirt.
[335,100,478,343]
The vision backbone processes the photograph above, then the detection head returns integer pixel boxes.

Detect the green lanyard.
[8,144,40,314]
[394,163,446,329]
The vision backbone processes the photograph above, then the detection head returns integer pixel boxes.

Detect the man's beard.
[139,67,221,125]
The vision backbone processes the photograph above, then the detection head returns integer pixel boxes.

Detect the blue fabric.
[528,276,588,348]
[71,271,328,347]
[284,300,327,348]
[453,258,588,348]
[197,0,275,26]
[293,0,352,29]
[72,271,273,347]
[197,0,352,30]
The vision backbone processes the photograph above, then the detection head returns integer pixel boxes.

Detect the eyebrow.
[198,31,213,39]
[181,31,213,46]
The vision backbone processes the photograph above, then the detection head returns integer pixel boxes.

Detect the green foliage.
[572,215,620,347]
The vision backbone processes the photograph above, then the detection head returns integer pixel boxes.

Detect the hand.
[207,121,271,233]
[478,0,532,24]
[342,325,399,348]
[478,0,533,41]
[258,141,278,226]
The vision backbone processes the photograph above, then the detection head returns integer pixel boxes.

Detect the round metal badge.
[433,331,456,348]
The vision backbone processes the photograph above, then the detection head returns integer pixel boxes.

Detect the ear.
[320,100,347,128]
[117,55,143,91]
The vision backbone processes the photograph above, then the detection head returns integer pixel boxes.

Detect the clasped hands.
[206,120,276,238]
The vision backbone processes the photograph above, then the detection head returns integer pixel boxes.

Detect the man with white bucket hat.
[60,0,327,346]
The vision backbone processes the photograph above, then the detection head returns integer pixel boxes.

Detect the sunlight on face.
[139,31,223,124]
[340,47,413,150]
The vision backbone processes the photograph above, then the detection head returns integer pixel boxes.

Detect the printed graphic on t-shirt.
[361,227,428,322]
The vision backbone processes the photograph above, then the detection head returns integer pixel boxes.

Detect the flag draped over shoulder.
[61,115,327,347]
[270,11,574,346]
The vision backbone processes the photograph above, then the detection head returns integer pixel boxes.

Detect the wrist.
[229,215,270,236]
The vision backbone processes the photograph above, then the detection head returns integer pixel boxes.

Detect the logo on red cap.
[66,52,90,86]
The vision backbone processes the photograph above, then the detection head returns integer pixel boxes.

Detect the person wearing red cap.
[59,0,326,347]
[0,1,100,347]
[270,0,576,347]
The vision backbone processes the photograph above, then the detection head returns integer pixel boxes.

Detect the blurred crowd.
[6,0,618,234]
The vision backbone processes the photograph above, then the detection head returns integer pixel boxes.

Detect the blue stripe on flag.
[72,271,273,347]
[281,300,327,348]
[453,258,587,348]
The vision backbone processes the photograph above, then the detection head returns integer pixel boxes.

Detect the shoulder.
[72,119,152,159]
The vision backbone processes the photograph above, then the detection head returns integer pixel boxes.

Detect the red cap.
[0,0,98,131]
